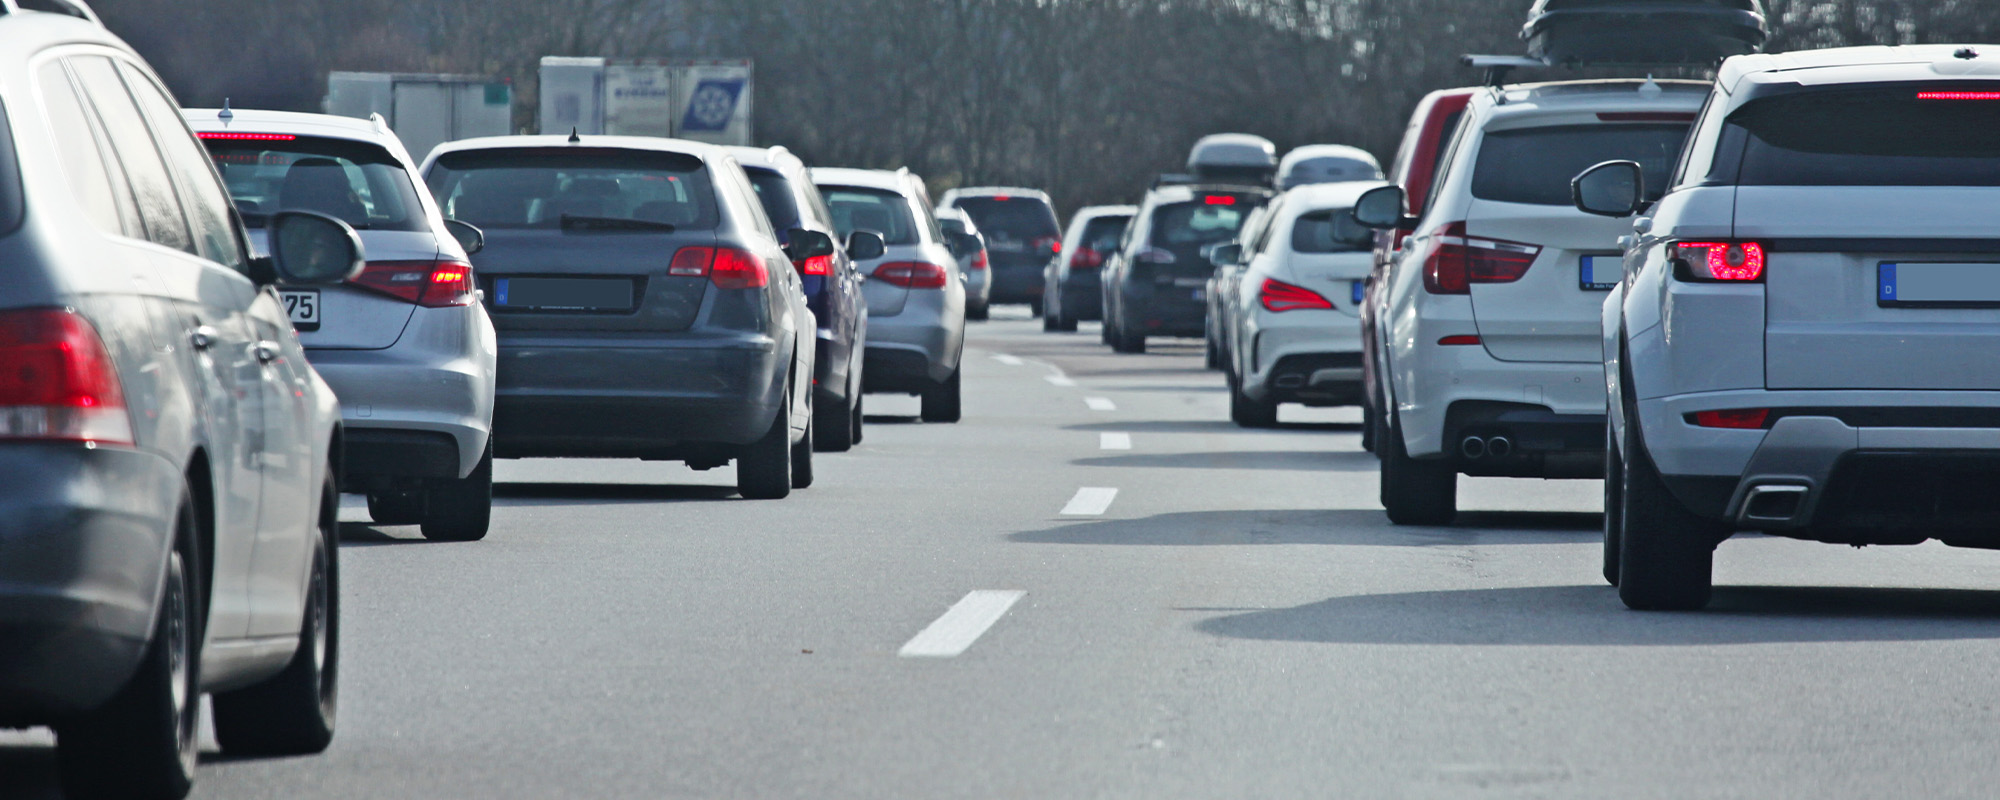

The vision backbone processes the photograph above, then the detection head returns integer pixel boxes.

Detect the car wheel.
[57,501,200,800]
[420,442,493,542]
[1380,416,1456,525]
[791,397,815,489]
[1229,380,1278,428]
[968,301,989,321]
[1041,303,1057,331]
[1616,405,1724,611]
[1056,305,1078,332]
[1205,332,1222,369]
[1602,424,1624,587]
[1112,324,1146,354]
[366,489,423,526]
[1028,298,1044,317]
[737,386,794,500]
[814,389,856,452]
[213,473,339,755]
[1101,315,1115,345]
[1361,403,1378,454]
[851,390,865,445]
[921,365,962,423]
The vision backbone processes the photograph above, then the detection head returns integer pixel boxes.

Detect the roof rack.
[3,0,103,23]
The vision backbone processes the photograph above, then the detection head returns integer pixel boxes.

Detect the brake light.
[1421,222,1541,294]
[970,249,988,271]
[195,132,296,141]
[1438,334,1482,346]
[1693,408,1769,429]
[1259,279,1333,312]
[1918,91,2000,100]
[1070,248,1103,270]
[1675,241,1765,282]
[350,260,476,307]
[1203,195,1237,206]
[874,261,949,289]
[1136,247,1176,265]
[0,309,132,445]
[798,254,833,276]
[669,246,769,289]
[1031,236,1061,255]
[993,195,1011,202]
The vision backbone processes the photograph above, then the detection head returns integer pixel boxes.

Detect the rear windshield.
[1472,124,1689,205]
[0,102,20,236]
[745,167,802,232]
[954,197,1060,245]
[203,135,427,231]
[1728,87,2000,186]
[426,148,719,230]
[1077,215,1129,253]
[1291,208,1369,253]
[1150,201,1249,248]
[822,187,919,245]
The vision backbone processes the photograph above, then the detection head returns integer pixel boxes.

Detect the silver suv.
[185,108,498,541]
[1588,45,2000,610]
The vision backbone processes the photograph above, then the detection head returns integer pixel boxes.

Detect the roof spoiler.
[1,0,103,24]
[1153,173,1194,189]
[1462,54,1550,87]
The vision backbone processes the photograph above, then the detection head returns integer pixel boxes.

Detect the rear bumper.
[1241,312,1363,405]
[988,263,1044,303]
[1394,335,1605,459]
[863,303,960,390]
[1058,279,1102,319]
[1118,281,1207,337]
[0,445,181,721]
[307,346,493,482]
[492,333,786,457]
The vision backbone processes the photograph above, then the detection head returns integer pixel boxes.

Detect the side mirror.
[1572,160,1646,218]
[1352,185,1412,230]
[846,229,887,262]
[946,232,981,259]
[443,219,484,255]
[265,211,364,286]
[785,228,836,263]
[1208,243,1243,268]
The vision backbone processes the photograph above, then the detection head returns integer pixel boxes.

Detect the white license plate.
[1879,262,2000,306]
[281,289,320,329]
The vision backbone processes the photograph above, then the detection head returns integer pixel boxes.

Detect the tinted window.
[119,62,244,271]
[1078,215,1129,253]
[954,197,1060,247]
[1729,87,2000,186]
[1149,201,1248,247]
[745,167,802,233]
[1291,209,1369,253]
[35,65,118,234]
[821,187,919,245]
[427,148,719,230]
[70,56,192,252]
[1471,124,1689,205]
[205,136,429,233]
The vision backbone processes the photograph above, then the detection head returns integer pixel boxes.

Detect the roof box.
[1523,0,1767,65]
[1278,145,1384,189]
[1187,133,1277,186]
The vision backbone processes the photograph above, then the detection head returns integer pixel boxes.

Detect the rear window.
[1291,208,1369,253]
[0,102,21,236]
[954,196,1060,245]
[744,167,802,233]
[426,148,719,230]
[203,135,427,231]
[1150,201,1249,247]
[1728,87,2000,186]
[1078,215,1129,253]
[822,187,919,245]
[1471,124,1689,205]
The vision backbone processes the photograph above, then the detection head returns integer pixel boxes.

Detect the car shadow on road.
[1012,508,1598,547]
[1074,450,1379,472]
[1064,420,1361,435]
[863,414,921,424]
[494,483,740,505]
[1195,583,2000,646]
[338,523,434,546]
[0,744,58,799]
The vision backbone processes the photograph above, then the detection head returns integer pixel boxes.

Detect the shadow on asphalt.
[494,483,740,504]
[0,744,57,799]
[1074,450,1379,472]
[1064,420,1361,435]
[338,523,433,546]
[1011,508,1599,547]
[862,415,921,424]
[1196,584,2000,645]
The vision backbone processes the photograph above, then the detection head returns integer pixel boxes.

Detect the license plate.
[1173,277,1205,287]
[1351,280,1366,305]
[1191,288,1206,301]
[1878,262,2000,307]
[280,289,320,331]
[1579,255,1618,290]
[494,277,636,312]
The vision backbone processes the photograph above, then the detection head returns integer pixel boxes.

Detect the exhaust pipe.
[1460,436,1487,459]
[1486,436,1512,458]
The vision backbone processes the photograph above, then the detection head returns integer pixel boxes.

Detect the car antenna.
[218,98,233,123]
[1639,75,1662,98]
[568,127,581,144]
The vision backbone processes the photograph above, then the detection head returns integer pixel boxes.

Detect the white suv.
[1353,78,1707,525]
[1586,44,2000,610]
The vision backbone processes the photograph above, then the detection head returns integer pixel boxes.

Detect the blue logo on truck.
[682,79,745,132]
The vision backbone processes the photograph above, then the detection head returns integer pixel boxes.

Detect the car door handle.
[254,341,282,364]
[189,325,219,351]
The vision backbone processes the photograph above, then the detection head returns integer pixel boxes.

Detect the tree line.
[92,0,2000,215]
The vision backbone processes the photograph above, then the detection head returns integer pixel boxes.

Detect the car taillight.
[1918,91,2000,101]
[874,261,949,289]
[1032,236,1061,255]
[1259,279,1333,312]
[1070,248,1102,270]
[1421,222,1541,294]
[350,260,476,307]
[798,254,833,276]
[1692,408,1770,429]
[1136,247,1175,265]
[971,249,988,271]
[1438,334,1483,346]
[1674,241,1765,282]
[670,246,769,289]
[1203,195,1237,206]
[0,309,132,445]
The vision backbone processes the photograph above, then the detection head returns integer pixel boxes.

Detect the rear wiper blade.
[560,214,676,233]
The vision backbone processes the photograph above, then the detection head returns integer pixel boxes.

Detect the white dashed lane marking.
[1084,397,1116,411]
[1045,375,1077,387]
[992,354,1025,366]
[1061,487,1119,516]
[1099,432,1132,450]
[898,591,1027,658]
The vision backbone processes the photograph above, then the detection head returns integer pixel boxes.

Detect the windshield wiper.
[560,214,676,233]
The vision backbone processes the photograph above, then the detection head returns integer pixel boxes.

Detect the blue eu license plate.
[1579,255,1618,290]
[1878,262,2000,307]
[1351,280,1366,305]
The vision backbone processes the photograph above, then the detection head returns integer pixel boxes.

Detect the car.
[1353,77,1707,526]
[935,187,1061,316]
[1043,205,1134,332]
[0,8,354,796]
[1276,144,1384,190]
[185,108,499,540]
[935,208,993,320]
[813,167,967,422]
[729,145,869,452]
[1204,201,1278,369]
[1584,45,2000,610]
[1361,87,1478,455]
[1101,183,1271,354]
[1211,181,1387,427]
[424,135,819,498]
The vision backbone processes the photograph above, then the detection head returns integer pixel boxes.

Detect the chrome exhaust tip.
[1486,436,1512,458]
[1460,436,1487,459]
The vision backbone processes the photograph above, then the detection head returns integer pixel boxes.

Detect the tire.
[1602,425,1624,587]
[738,388,794,500]
[366,489,423,526]
[791,399,815,490]
[1028,298,1044,317]
[968,301,989,321]
[1055,307,1078,332]
[921,365,962,423]
[814,389,856,452]
[1041,305,1057,331]
[1229,379,1278,428]
[1361,403,1378,454]
[851,390,865,445]
[420,442,492,542]
[1616,405,1724,611]
[57,502,200,800]
[1112,323,1146,354]
[213,474,339,755]
[1101,316,1115,345]
[1380,416,1456,525]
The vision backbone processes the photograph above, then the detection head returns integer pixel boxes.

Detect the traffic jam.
[3,0,2000,797]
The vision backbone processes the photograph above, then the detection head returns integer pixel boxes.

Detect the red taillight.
[1421,222,1541,295]
[1259,278,1333,313]
[1437,334,1483,346]
[669,246,769,289]
[1675,241,1765,282]
[970,249,988,271]
[1693,408,1770,429]
[1070,248,1103,270]
[196,132,296,141]
[1031,236,1061,255]
[1918,91,2000,100]
[350,260,475,307]
[798,254,833,276]
[1203,195,1237,206]
[874,261,949,289]
[992,195,1011,202]
[0,309,131,445]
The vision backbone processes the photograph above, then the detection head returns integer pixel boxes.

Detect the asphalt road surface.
[8,308,2000,798]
